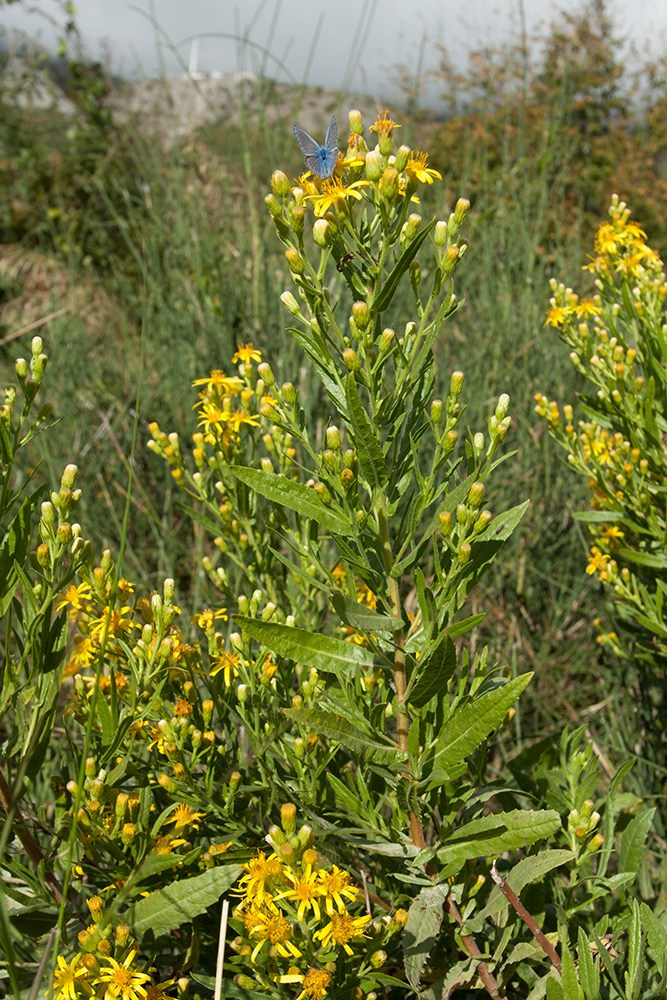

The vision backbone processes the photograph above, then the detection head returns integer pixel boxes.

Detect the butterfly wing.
[293,124,321,156]
[324,115,338,152]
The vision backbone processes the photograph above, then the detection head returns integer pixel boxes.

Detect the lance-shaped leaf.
[235,616,376,678]
[345,375,388,488]
[436,810,561,872]
[284,706,405,766]
[229,466,350,534]
[406,632,457,708]
[330,590,400,634]
[403,884,449,989]
[371,218,436,315]
[128,864,240,940]
[432,673,532,773]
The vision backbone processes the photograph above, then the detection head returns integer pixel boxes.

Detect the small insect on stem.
[337,253,356,272]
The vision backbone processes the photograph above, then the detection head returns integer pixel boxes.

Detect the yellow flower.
[64,634,96,677]
[192,370,244,395]
[318,865,361,916]
[308,177,369,217]
[173,698,193,716]
[313,911,371,956]
[53,954,94,1000]
[56,582,93,616]
[233,343,262,364]
[164,803,206,831]
[296,968,332,1000]
[210,650,241,687]
[586,546,612,581]
[405,151,442,184]
[225,407,261,434]
[238,851,285,905]
[544,304,570,328]
[93,952,152,1000]
[274,867,323,920]
[143,983,178,1000]
[88,607,137,640]
[154,833,188,855]
[193,608,228,630]
[370,111,400,138]
[574,298,602,318]
[246,909,302,962]
[196,399,229,436]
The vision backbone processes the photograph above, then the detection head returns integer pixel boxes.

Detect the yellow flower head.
[192,371,244,395]
[405,151,442,185]
[53,954,94,1000]
[318,865,361,915]
[93,952,152,1000]
[56,581,93,616]
[307,177,369,217]
[233,343,262,365]
[296,968,332,1000]
[165,803,206,831]
[238,851,285,905]
[193,608,228,630]
[210,649,241,687]
[370,111,400,138]
[313,911,371,956]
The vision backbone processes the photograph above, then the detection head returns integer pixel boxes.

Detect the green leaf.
[234,616,376,678]
[432,673,533,772]
[95,691,115,746]
[626,899,644,1000]
[618,547,667,570]
[619,807,655,876]
[403,883,449,989]
[577,926,600,1000]
[129,865,240,940]
[406,633,456,709]
[561,937,582,1000]
[436,810,561,872]
[0,489,43,617]
[371,218,436,315]
[192,973,268,999]
[446,613,486,640]
[640,902,667,974]
[228,466,350,534]
[345,375,388,488]
[284,706,405,766]
[330,590,398,634]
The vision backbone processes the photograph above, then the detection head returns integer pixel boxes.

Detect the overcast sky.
[2,0,666,104]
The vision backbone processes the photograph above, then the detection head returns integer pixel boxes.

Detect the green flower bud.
[326,425,341,450]
[456,504,467,524]
[294,736,305,758]
[264,193,282,218]
[313,218,332,246]
[454,197,470,225]
[237,683,248,703]
[434,220,448,246]
[395,144,411,171]
[379,328,395,355]
[370,950,387,969]
[381,167,399,200]
[343,348,362,371]
[281,382,297,405]
[431,399,443,424]
[352,301,370,330]
[495,393,510,419]
[313,482,332,503]
[442,245,460,276]
[61,464,78,489]
[271,170,290,197]
[280,291,300,315]
[405,213,422,240]
[281,802,297,835]
[36,543,50,567]
[458,542,471,565]
[285,247,305,274]
[468,481,484,508]
[473,510,493,534]
[260,457,273,473]
[439,510,452,535]
[349,109,364,134]
[365,149,383,181]
[57,522,73,544]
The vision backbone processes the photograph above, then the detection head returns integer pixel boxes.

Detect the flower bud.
[281,802,297,835]
[343,348,362,371]
[473,432,484,455]
[439,510,452,535]
[365,149,382,181]
[285,247,305,275]
[379,328,395,354]
[313,218,332,247]
[271,170,290,197]
[473,510,493,534]
[237,684,248,703]
[450,370,464,396]
[454,198,470,225]
[280,291,301,316]
[458,542,471,565]
[495,393,510,419]
[434,220,448,246]
[370,950,387,969]
[409,260,421,288]
[326,425,341,451]
[405,213,422,241]
[381,167,399,200]
[431,399,443,424]
[468,481,484,508]
[264,193,282,218]
[395,144,411,171]
[442,245,460,276]
[352,301,370,330]
[282,382,297,405]
[349,109,364,134]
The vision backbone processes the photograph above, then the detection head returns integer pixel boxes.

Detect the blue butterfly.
[293,115,338,179]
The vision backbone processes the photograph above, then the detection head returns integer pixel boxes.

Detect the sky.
[2,0,666,105]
